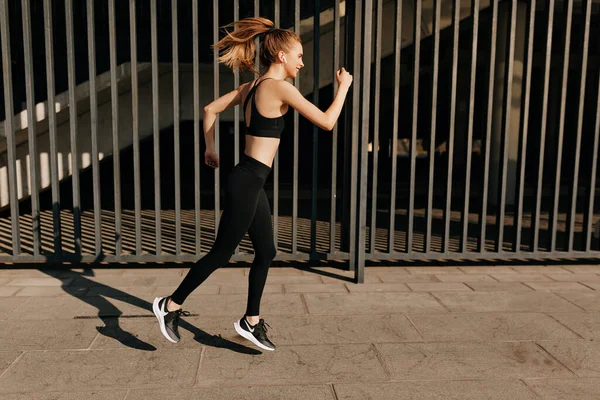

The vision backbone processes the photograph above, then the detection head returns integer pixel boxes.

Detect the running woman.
[153,17,353,351]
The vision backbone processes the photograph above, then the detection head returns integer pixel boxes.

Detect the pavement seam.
[3,296,33,320]
[193,345,206,387]
[0,350,25,381]
[519,378,544,399]
[123,388,132,400]
[427,292,452,312]
[370,343,393,381]
[533,341,579,377]
[299,293,310,314]
[579,282,597,291]
[542,312,586,340]
[329,383,340,400]
[403,314,426,341]
[87,326,103,350]
[550,292,588,311]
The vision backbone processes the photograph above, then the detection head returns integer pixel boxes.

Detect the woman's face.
[283,41,304,79]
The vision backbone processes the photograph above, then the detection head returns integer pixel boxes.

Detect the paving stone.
[345,283,410,293]
[433,291,582,312]
[127,385,334,400]
[266,275,323,284]
[85,286,157,297]
[16,287,88,297]
[465,282,533,292]
[408,312,581,342]
[365,267,409,274]
[435,274,496,283]
[552,291,600,311]
[459,266,518,274]
[284,284,347,293]
[0,351,22,376]
[267,314,422,345]
[524,282,592,291]
[219,284,283,294]
[377,273,441,283]
[537,340,600,377]
[248,267,305,276]
[0,320,100,351]
[376,341,573,380]
[404,267,464,274]
[334,380,539,400]
[512,266,572,274]
[181,294,306,316]
[563,265,600,274]
[546,273,600,283]
[320,274,381,284]
[548,312,600,340]
[304,292,447,315]
[152,285,220,296]
[58,269,125,278]
[407,282,471,292]
[120,268,185,277]
[0,287,20,297]
[197,344,388,386]
[6,278,72,287]
[0,298,30,320]
[7,296,153,320]
[491,274,552,282]
[0,390,128,400]
[0,270,63,278]
[0,279,11,286]
[69,276,184,288]
[524,377,600,400]
[0,349,201,393]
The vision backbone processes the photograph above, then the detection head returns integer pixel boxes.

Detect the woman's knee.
[256,244,276,264]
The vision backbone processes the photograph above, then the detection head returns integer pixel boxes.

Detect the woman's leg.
[245,188,277,318]
[170,169,263,306]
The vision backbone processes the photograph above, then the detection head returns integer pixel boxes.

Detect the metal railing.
[0,0,599,282]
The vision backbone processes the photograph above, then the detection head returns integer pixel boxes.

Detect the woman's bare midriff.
[244,135,280,167]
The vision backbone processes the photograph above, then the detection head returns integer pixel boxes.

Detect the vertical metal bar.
[65,0,81,255]
[0,0,21,255]
[273,0,280,252]
[586,73,600,252]
[22,0,41,256]
[213,0,220,234]
[43,0,62,255]
[173,0,181,255]
[567,0,590,251]
[193,0,201,254]
[514,0,536,253]
[151,0,162,255]
[349,0,362,270]
[408,0,421,254]
[87,0,102,255]
[481,0,499,253]
[292,0,300,254]
[311,0,320,255]
[389,0,402,253]
[233,0,240,256]
[357,0,372,282]
[550,0,573,252]
[532,0,554,252]
[130,0,142,255]
[496,0,517,252]
[461,0,479,253]
[331,0,340,254]
[426,0,440,253]
[108,0,121,258]
[369,6,382,238]
[444,0,460,254]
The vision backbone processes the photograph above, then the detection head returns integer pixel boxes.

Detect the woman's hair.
[213,17,301,74]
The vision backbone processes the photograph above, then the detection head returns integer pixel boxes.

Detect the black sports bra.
[243,78,285,139]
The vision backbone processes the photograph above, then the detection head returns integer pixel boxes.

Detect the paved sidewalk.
[1,264,600,399]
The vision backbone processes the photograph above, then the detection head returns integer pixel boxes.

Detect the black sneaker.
[234,317,276,351]
[152,296,189,343]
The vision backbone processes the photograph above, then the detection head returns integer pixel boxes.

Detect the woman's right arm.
[279,68,352,131]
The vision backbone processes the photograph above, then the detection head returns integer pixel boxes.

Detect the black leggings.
[171,154,275,316]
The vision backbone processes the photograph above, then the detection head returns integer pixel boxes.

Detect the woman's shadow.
[43,256,260,355]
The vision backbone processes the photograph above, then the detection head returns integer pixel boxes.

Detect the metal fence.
[1,0,599,282]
